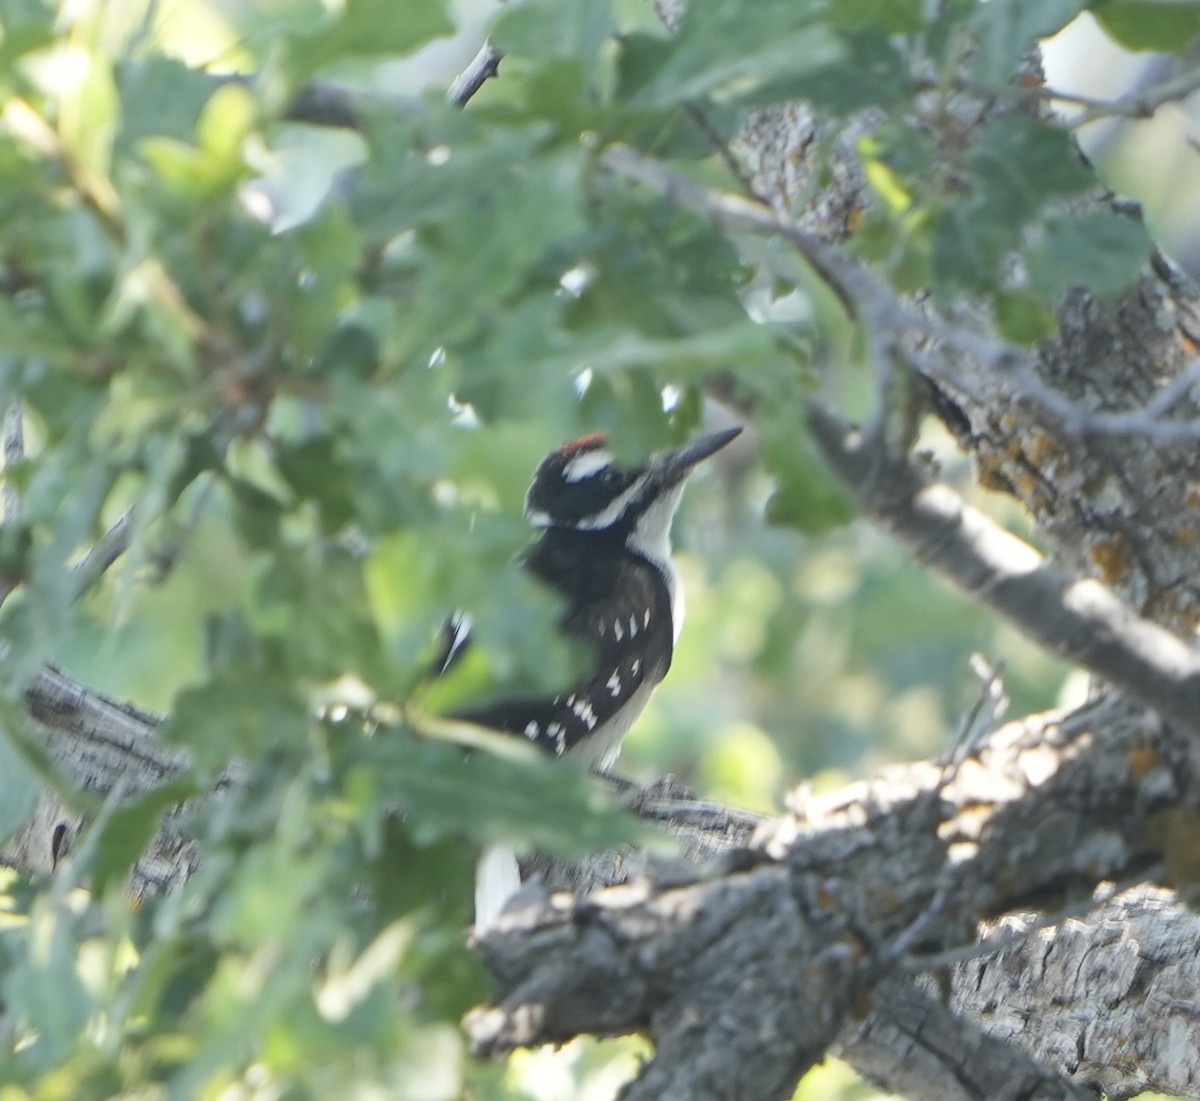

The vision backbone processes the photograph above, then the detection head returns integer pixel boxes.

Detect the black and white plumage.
[453,426,742,928]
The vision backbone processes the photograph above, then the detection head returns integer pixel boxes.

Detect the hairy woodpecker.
[452,425,742,928]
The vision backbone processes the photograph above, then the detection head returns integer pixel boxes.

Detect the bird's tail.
[474,842,521,931]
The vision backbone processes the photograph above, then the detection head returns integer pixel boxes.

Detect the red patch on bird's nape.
[559,432,607,454]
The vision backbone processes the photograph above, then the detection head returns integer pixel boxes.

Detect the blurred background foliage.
[0,0,1183,1096]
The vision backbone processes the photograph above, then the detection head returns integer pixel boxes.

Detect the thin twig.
[682,102,767,204]
[946,655,1008,768]
[0,401,26,611]
[71,510,133,601]
[1044,67,1200,129]
[604,142,1200,445]
[3,401,23,523]
[448,40,502,108]
[807,401,1200,740]
[600,142,864,317]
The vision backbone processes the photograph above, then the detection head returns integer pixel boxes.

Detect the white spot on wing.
[631,658,641,676]
[567,677,659,772]
[614,619,624,641]
[524,721,539,740]
[607,671,622,695]
[628,614,638,637]
[572,696,598,730]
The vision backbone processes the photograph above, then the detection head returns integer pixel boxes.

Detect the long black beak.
[655,425,742,486]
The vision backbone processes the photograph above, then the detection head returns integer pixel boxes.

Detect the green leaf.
[195,83,257,181]
[1026,209,1150,298]
[970,116,1092,212]
[0,0,56,65]
[286,0,454,81]
[492,0,615,71]
[933,117,1092,294]
[969,0,1086,87]
[1093,0,1200,52]
[3,898,92,1066]
[227,478,285,549]
[933,200,1012,295]
[57,49,119,185]
[827,0,923,32]
[275,437,356,534]
[116,57,216,150]
[761,428,853,534]
[0,709,41,843]
[164,672,311,771]
[994,288,1056,343]
[255,547,385,682]
[89,777,198,895]
[352,727,641,853]
[617,0,845,107]
[782,30,910,113]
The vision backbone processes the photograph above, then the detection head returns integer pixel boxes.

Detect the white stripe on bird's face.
[569,472,652,532]
[562,448,615,482]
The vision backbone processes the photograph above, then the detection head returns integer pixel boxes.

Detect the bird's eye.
[601,469,621,485]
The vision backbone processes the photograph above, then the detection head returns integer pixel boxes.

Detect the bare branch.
[3,401,22,523]
[71,509,134,599]
[7,662,1193,1098]
[953,886,1200,1099]
[282,79,365,129]
[448,40,502,108]
[600,142,867,317]
[1045,66,1200,129]
[807,401,1200,740]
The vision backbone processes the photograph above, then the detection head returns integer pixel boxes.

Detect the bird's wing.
[454,550,674,762]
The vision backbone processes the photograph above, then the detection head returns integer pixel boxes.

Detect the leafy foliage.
[0,0,1159,1095]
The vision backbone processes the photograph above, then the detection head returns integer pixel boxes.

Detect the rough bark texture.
[931,265,1200,630]
[841,977,1099,1101]
[957,888,1200,1100]
[467,695,1200,1100]
[6,667,197,896]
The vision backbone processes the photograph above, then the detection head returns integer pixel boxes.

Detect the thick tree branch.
[466,695,1198,1100]
[9,664,1198,1097]
[807,402,1200,741]
[843,977,1098,1101]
